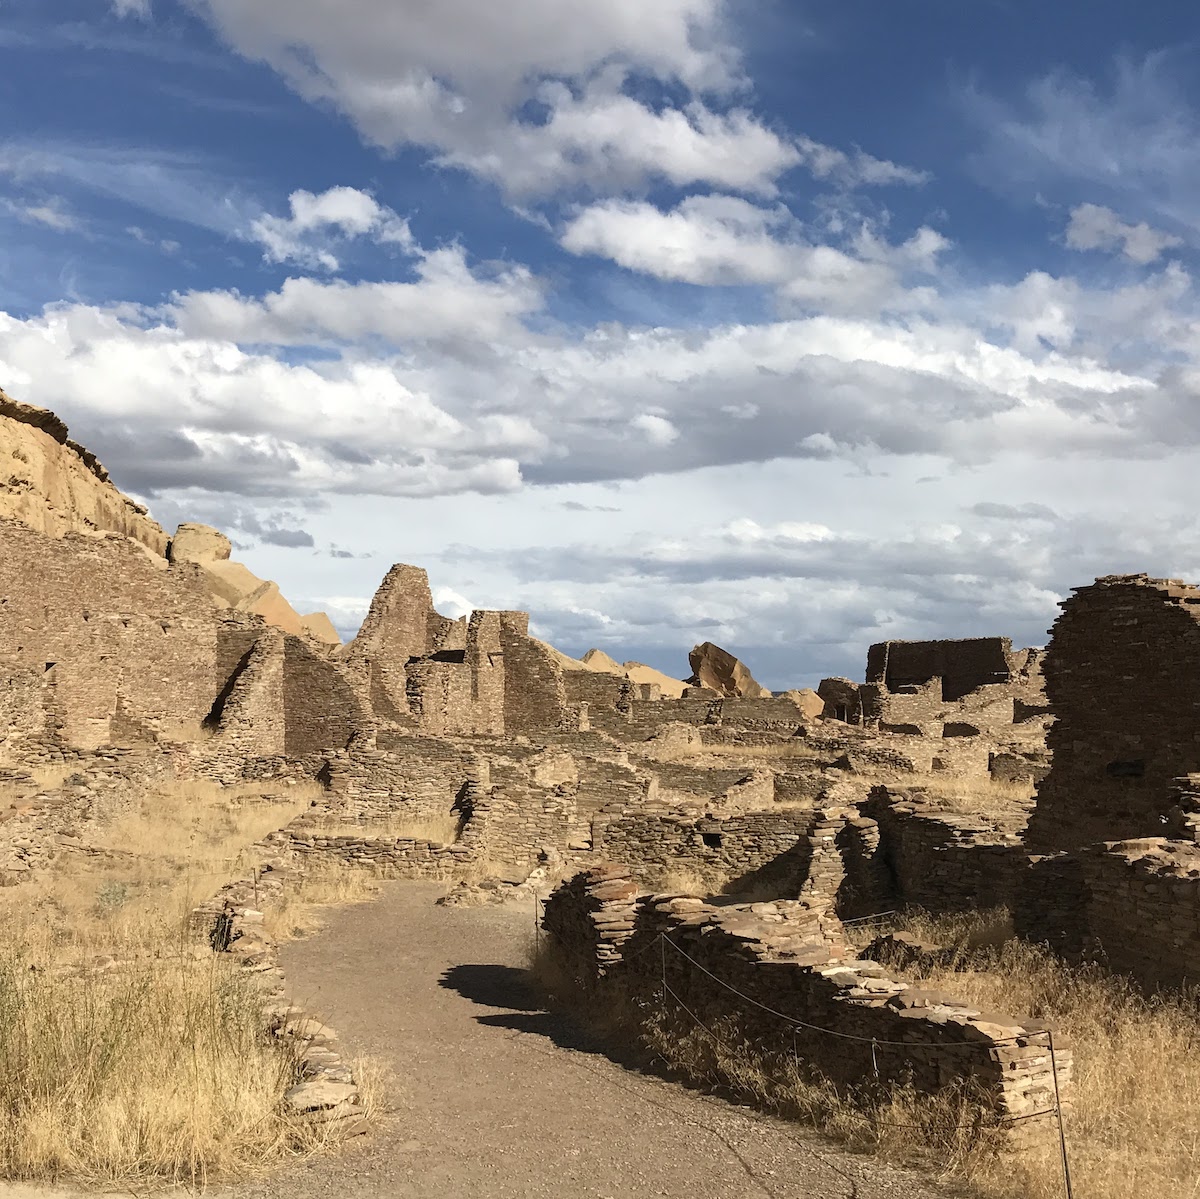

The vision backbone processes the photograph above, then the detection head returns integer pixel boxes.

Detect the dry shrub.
[861,908,1200,1199]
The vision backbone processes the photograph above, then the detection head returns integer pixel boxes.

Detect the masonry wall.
[543,865,1069,1135]
[867,637,1013,701]
[0,522,242,750]
[845,787,1028,918]
[1027,575,1200,852]
[501,614,570,736]
[1014,838,1200,990]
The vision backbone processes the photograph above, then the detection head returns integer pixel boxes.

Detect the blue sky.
[4,0,1200,687]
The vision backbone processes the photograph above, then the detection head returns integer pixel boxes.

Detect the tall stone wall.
[867,638,1014,702]
[1027,575,1200,852]
[0,522,234,749]
[1014,838,1200,990]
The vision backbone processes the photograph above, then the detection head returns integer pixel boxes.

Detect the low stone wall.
[1014,838,1200,989]
[542,865,1070,1139]
[191,842,369,1132]
[841,787,1029,917]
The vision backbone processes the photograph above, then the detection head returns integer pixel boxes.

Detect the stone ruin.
[21,385,1200,1134]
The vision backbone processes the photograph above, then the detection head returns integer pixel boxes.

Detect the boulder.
[780,688,825,720]
[169,522,232,563]
[686,642,769,699]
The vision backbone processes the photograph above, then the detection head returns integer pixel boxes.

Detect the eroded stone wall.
[1028,575,1200,852]
[542,865,1069,1136]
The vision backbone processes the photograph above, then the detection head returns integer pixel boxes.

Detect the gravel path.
[243,880,950,1199]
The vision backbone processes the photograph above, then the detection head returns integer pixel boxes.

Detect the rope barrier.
[652,930,1075,1195]
[660,934,1046,1049]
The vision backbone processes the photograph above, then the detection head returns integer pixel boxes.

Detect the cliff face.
[0,387,168,556]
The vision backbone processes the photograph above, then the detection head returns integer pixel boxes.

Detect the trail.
[245,880,947,1199]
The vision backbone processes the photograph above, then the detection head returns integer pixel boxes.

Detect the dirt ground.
[233,880,948,1199]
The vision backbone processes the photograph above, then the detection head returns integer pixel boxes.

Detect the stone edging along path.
[190,841,370,1137]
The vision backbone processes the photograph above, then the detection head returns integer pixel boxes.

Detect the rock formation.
[579,649,689,698]
[686,642,770,698]
[1,386,168,556]
[169,522,339,645]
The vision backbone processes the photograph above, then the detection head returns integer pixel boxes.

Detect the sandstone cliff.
[0,387,168,556]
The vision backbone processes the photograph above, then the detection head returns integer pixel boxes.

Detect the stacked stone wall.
[1014,839,1200,989]
[1028,575,1200,852]
[542,865,1069,1136]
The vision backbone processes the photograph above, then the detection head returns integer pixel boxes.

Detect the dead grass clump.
[864,908,1200,1199]
[262,862,383,943]
[641,864,731,898]
[0,951,305,1186]
[0,774,380,1186]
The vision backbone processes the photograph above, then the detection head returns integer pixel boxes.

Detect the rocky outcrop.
[168,522,339,645]
[0,387,168,556]
[579,649,689,698]
[686,642,769,698]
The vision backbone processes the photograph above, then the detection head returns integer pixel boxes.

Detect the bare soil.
[239,880,949,1199]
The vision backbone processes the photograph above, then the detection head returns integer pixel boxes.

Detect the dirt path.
[244,881,949,1199]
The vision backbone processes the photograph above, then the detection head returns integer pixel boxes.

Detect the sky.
[3,1,1200,689]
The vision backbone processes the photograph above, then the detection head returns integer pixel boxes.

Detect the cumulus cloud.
[1065,202,1182,264]
[168,245,542,346]
[190,0,801,196]
[560,194,947,313]
[248,186,414,270]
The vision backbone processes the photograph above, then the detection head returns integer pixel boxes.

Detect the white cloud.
[112,0,151,18]
[794,135,929,189]
[1065,202,1182,264]
[190,0,800,197]
[3,198,80,232]
[248,186,414,270]
[630,414,679,445]
[168,245,542,345]
[560,194,947,314]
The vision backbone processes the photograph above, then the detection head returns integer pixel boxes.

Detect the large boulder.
[168,522,340,645]
[686,642,770,699]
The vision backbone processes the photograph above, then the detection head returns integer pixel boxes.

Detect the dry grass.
[534,908,1200,1198]
[905,774,1036,808]
[857,908,1200,1199]
[262,861,384,943]
[0,774,376,1187]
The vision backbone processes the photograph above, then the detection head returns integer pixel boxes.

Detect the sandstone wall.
[1027,575,1200,851]
[1014,838,1200,989]
[542,865,1069,1135]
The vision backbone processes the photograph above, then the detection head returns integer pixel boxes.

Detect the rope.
[661,971,1055,1134]
[661,935,1048,1049]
